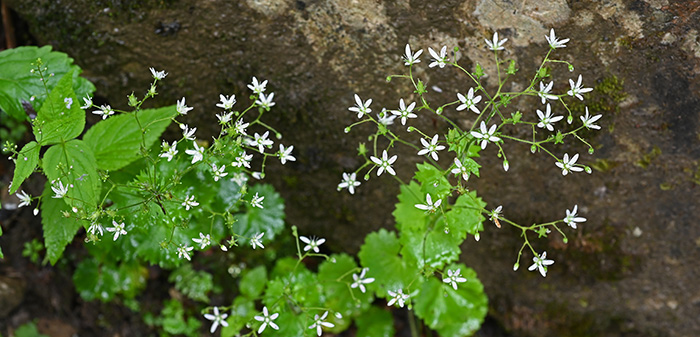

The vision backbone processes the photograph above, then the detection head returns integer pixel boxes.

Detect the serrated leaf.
[9,141,39,194]
[413,163,450,198]
[356,306,395,337]
[83,105,177,171]
[0,46,95,120]
[399,223,461,270]
[240,265,267,299]
[41,182,87,264]
[460,157,481,179]
[413,266,487,337]
[234,184,285,240]
[358,229,413,295]
[42,139,100,209]
[221,297,256,337]
[444,191,486,238]
[169,264,213,302]
[393,182,426,232]
[318,254,372,317]
[32,70,85,145]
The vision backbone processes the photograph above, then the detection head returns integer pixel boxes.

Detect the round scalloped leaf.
[358,229,414,296]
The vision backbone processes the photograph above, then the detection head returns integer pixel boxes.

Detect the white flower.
[278,144,296,164]
[377,109,397,126]
[538,81,558,104]
[192,232,211,249]
[248,76,268,94]
[233,119,249,135]
[564,205,586,229]
[536,103,563,131]
[216,94,236,110]
[180,124,197,140]
[51,180,69,198]
[232,151,253,168]
[428,45,449,68]
[255,92,275,109]
[442,268,467,290]
[250,232,265,249]
[503,160,510,172]
[580,107,602,130]
[489,205,503,228]
[300,236,326,253]
[403,43,423,66]
[351,268,375,293]
[87,222,104,236]
[182,195,199,210]
[417,135,445,161]
[338,172,361,194]
[567,74,593,100]
[64,97,73,109]
[16,190,31,208]
[92,104,114,120]
[470,121,501,149]
[485,32,508,51]
[106,220,127,241]
[387,289,409,308]
[456,88,482,114]
[253,306,279,334]
[230,172,248,186]
[211,163,228,181]
[159,140,178,162]
[415,193,442,213]
[216,111,234,124]
[545,28,569,49]
[81,96,92,109]
[370,150,398,176]
[528,251,554,277]
[555,153,584,176]
[248,131,274,153]
[252,172,263,180]
[348,94,372,119]
[204,307,229,333]
[451,158,471,181]
[177,244,194,261]
[149,67,167,80]
[185,142,205,164]
[309,311,335,336]
[391,98,417,125]
[176,97,193,115]
[251,193,264,209]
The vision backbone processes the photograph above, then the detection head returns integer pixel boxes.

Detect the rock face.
[7,0,700,336]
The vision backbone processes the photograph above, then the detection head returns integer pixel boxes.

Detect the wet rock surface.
[4,0,700,336]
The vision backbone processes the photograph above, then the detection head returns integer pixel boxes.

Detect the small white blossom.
[64,97,73,109]
[442,268,467,290]
[251,232,265,249]
[338,172,361,194]
[456,88,482,114]
[415,193,442,213]
[536,103,564,131]
[176,97,193,115]
[417,134,445,161]
[248,131,274,153]
[545,28,569,49]
[211,163,228,181]
[528,251,554,277]
[182,195,199,210]
[391,98,417,125]
[377,109,397,126]
[403,44,423,66]
[233,119,249,135]
[300,236,326,253]
[149,67,167,80]
[370,150,398,176]
[87,222,104,236]
[232,151,253,168]
[555,153,584,176]
[216,111,234,124]
[204,307,229,333]
[255,92,275,109]
[51,180,69,198]
[309,311,334,336]
[106,220,127,241]
[564,205,586,229]
[251,193,264,208]
[253,306,279,334]
[216,94,236,110]
[348,94,372,119]
[81,96,92,109]
[159,140,178,162]
[248,76,268,94]
[230,172,248,186]
[278,144,296,164]
[177,244,194,261]
[470,121,501,149]
[538,81,558,104]
[428,45,449,68]
[485,32,508,51]
[92,104,114,120]
[351,268,375,293]
[192,232,211,249]
[185,142,205,164]
[489,205,503,228]
[16,190,31,208]
[180,124,197,140]
[387,289,409,308]
[567,74,593,100]
[451,158,471,181]
[580,107,602,130]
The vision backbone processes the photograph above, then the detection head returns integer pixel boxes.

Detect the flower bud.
[474,233,480,241]
[513,263,519,271]
[407,126,414,132]
[364,174,370,181]
[503,160,509,172]
[568,64,575,72]
[530,145,537,153]
[344,127,351,133]
[588,148,594,155]
[275,133,282,140]
[585,166,592,174]
[436,107,443,115]
[563,237,569,244]
[386,76,392,82]
[567,115,573,124]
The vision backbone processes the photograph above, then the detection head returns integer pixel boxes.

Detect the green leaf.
[240,265,267,299]
[169,264,213,302]
[355,306,395,337]
[41,182,87,265]
[358,229,413,295]
[9,141,39,194]
[42,139,101,209]
[474,63,484,79]
[444,191,486,238]
[413,266,488,337]
[399,223,461,270]
[234,184,285,240]
[318,254,372,318]
[221,297,256,337]
[161,299,202,335]
[413,163,451,198]
[13,321,49,337]
[83,105,177,171]
[0,46,95,121]
[393,182,426,232]
[507,59,517,75]
[32,70,85,146]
